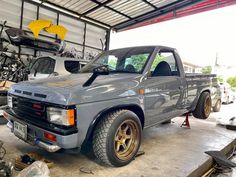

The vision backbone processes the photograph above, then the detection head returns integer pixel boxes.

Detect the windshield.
[80,47,154,74]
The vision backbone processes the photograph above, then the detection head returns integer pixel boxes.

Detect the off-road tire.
[92,109,142,167]
[213,99,221,112]
[192,92,212,119]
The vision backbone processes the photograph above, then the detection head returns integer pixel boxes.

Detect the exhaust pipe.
[35,140,61,152]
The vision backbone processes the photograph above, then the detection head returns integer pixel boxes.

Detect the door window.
[150,51,179,76]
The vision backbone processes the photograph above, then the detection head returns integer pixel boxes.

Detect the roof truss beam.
[27,0,236,31]
[32,0,111,28]
[81,0,114,16]
[113,0,204,31]
[141,0,158,9]
[89,0,132,19]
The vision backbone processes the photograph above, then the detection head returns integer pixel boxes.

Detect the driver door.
[143,50,186,126]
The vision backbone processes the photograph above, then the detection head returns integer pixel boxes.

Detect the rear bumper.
[4,111,80,151]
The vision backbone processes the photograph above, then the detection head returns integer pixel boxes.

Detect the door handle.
[179,86,184,90]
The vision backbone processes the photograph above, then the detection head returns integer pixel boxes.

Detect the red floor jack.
[181,113,191,128]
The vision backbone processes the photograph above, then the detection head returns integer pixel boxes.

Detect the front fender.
[81,103,144,147]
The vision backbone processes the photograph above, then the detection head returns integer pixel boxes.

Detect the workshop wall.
[0,0,109,60]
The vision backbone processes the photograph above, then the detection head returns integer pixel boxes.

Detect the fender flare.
[191,88,211,111]
[82,104,145,145]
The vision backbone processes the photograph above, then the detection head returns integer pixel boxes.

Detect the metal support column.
[82,23,87,59]
[105,29,110,51]
[34,5,40,57]
[18,0,24,58]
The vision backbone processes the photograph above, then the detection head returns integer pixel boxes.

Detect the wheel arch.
[82,104,145,146]
[191,89,211,112]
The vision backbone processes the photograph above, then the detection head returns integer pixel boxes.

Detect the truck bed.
[185,73,216,78]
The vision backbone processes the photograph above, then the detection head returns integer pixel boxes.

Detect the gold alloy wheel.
[204,96,211,117]
[216,100,220,109]
[114,120,140,161]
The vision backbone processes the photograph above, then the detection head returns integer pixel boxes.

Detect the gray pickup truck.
[4,46,216,167]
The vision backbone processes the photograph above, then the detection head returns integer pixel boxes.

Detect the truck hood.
[9,73,143,105]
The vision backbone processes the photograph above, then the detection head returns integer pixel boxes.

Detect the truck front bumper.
[4,111,80,152]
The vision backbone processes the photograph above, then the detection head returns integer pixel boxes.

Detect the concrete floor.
[0,103,236,177]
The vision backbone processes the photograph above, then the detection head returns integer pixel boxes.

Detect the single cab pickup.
[5,46,216,167]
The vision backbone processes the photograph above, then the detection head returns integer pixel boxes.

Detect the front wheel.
[192,92,212,119]
[93,110,142,167]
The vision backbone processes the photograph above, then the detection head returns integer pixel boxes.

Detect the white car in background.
[1,56,88,117]
[28,56,88,80]
[219,82,235,104]
[0,57,87,116]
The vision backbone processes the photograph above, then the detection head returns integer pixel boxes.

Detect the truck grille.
[11,95,47,122]
[8,95,78,135]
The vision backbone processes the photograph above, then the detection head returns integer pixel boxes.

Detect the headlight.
[47,107,75,126]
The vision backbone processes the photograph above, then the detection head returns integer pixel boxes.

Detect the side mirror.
[93,65,109,75]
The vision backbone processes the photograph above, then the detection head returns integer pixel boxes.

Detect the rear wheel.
[192,92,212,119]
[213,99,221,112]
[93,110,142,167]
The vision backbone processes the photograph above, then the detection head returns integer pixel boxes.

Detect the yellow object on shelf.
[28,19,68,40]
[44,24,68,40]
[28,19,52,38]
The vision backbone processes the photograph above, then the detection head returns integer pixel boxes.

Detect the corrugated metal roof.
[147,0,178,7]
[31,0,236,31]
